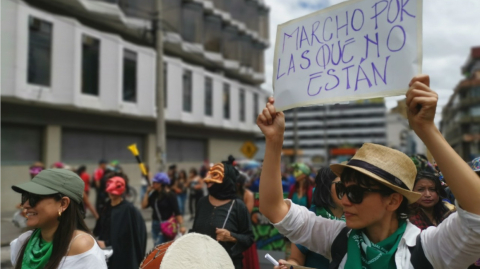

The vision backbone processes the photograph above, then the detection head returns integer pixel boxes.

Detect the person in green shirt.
[276,167,344,269]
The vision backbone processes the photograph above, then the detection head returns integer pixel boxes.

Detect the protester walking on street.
[142,172,186,245]
[187,168,205,220]
[94,176,147,269]
[191,159,254,269]
[172,169,188,216]
[139,165,152,204]
[10,169,107,269]
[93,159,107,189]
[257,75,480,269]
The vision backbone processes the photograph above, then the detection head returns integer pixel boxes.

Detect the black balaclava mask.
[205,158,238,200]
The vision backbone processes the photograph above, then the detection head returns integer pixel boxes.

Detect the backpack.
[329,227,433,269]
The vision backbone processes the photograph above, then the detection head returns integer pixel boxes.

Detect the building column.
[145,133,157,173]
[43,125,62,167]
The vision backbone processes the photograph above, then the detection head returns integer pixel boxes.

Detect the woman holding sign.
[258,75,480,269]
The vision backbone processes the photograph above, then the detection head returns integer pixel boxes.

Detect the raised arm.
[406,74,480,214]
[257,97,289,223]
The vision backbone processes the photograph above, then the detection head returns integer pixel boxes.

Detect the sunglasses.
[21,193,59,208]
[335,182,389,204]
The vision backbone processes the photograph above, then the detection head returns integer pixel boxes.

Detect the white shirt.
[273,199,480,269]
[11,230,107,269]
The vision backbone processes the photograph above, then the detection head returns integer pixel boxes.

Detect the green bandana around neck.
[315,206,346,221]
[345,220,407,269]
[22,229,53,269]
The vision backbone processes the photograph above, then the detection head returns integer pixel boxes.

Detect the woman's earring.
[57,211,62,221]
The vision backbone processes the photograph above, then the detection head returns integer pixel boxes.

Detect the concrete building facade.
[1,0,270,211]
[281,98,387,166]
[441,46,480,161]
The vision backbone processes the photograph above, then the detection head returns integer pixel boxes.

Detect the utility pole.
[154,0,166,172]
[293,108,299,163]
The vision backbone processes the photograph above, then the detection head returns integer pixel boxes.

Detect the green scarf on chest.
[22,229,53,269]
[315,206,345,221]
[345,220,407,269]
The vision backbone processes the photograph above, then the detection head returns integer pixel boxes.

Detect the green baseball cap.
[12,169,84,204]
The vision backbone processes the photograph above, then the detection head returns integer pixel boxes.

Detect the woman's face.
[295,173,306,182]
[413,178,439,209]
[152,182,162,191]
[22,194,64,229]
[339,182,394,229]
[330,177,343,209]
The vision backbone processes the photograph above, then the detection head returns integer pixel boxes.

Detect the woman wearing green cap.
[288,163,315,208]
[10,169,107,269]
[257,75,480,268]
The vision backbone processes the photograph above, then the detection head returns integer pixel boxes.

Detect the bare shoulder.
[67,231,95,256]
[244,189,254,200]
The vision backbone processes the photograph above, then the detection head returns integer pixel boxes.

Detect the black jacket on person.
[93,200,147,269]
[190,197,254,269]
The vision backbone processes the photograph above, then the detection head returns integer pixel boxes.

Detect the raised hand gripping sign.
[273,0,422,111]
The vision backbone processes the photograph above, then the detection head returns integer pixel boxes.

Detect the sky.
[261,0,480,124]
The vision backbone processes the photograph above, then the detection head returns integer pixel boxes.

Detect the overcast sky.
[261,0,480,124]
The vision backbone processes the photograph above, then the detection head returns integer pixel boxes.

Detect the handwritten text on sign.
[272,0,422,111]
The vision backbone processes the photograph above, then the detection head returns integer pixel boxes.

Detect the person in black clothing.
[141,172,186,245]
[191,159,254,269]
[95,166,130,215]
[93,176,147,269]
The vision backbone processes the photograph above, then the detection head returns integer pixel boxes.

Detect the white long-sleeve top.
[272,199,480,269]
[11,230,107,269]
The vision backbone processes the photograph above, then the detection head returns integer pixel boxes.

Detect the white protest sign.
[273,0,422,111]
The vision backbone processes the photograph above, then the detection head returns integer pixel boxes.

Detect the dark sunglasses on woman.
[335,182,389,204]
[21,193,61,208]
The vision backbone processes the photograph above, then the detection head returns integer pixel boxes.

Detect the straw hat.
[330,143,421,204]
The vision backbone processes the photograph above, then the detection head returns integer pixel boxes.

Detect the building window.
[183,70,192,112]
[28,16,52,86]
[239,89,245,122]
[205,77,213,116]
[81,35,100,96]
[164,62,167,108]
[253,93,259,122]
[123,49,137,102]
[166,137,206,162]
[62,129,144,163]
[181,2,203,44]
[223,83,230,119]
[1,124,42,165]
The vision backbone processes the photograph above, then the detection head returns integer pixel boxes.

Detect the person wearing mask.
[94,176,147,269]
[187,168,205,220]
[191,160,254,269]
[10,169,107,269]
[275,167,344,269]
[409,171,455,230]
[257,75,480,268]
[288,163,315,208]
[142,172,186,245]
